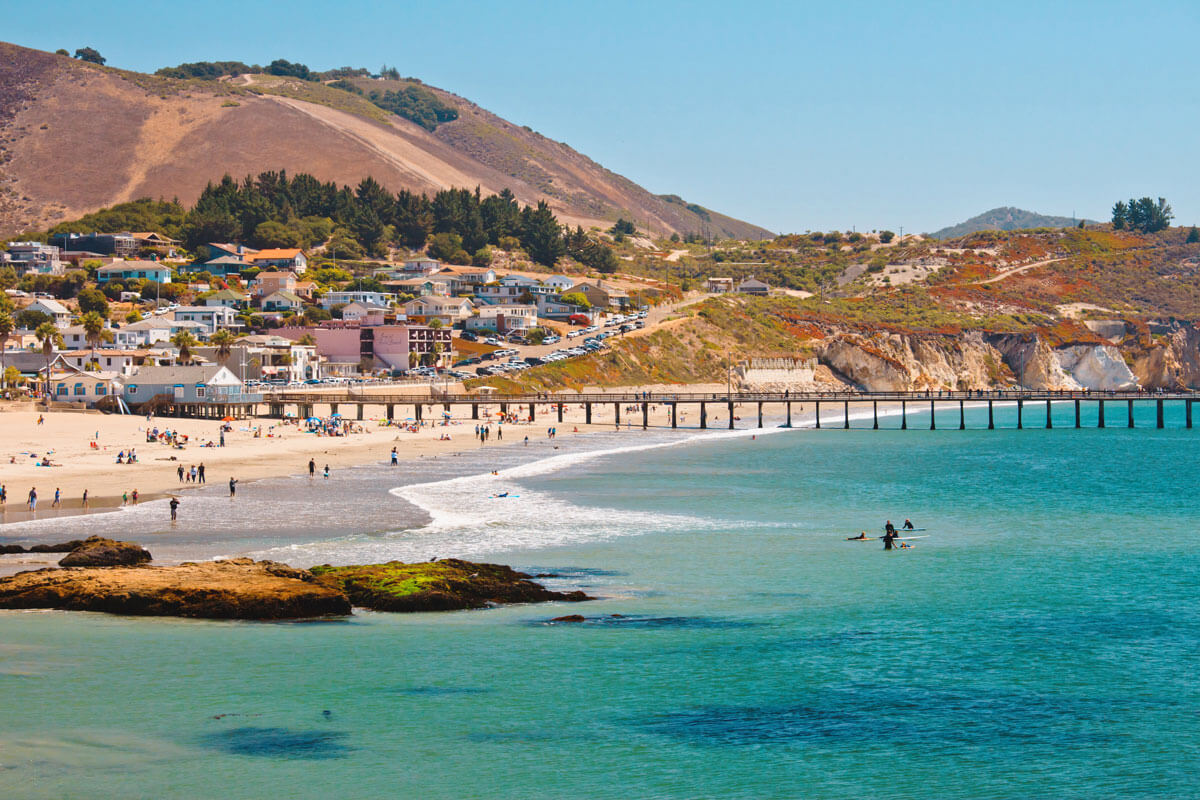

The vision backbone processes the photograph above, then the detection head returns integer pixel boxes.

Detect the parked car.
[459,331,478,342]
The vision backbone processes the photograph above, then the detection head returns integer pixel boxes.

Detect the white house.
[25,298,72,326]
[341,301,390,324]
[172,305,238,334]
[542,275,577,292]
[403,257,442,275]
[403,296,474,326]
[320,290,393,310]
[47,367,120,405]
[3,242,63,276]
[262,291,306,313]
[114,318,208,348]
[466,303,538,334]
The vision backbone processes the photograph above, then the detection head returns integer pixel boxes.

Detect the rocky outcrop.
[0,559,352,619]
[815,330,1008,391]
[310,559,592,612]
[1055,345,1137,390]
[57,536,151,567]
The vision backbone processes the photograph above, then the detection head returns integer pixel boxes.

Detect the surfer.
[883,530,897,550]
[902,519,915,530]
[884,520,897,535]
[846,532,870,540]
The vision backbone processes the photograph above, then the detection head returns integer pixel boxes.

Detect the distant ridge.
[931,207,1098,239]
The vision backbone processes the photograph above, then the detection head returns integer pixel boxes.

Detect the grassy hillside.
[931,207,1098,239]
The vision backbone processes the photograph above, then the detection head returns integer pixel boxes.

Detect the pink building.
[277,323,452,374]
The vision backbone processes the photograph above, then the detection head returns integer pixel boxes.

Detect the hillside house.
[383,277,450,297]
[246,248,307,274]
[172,306,239,334]
[251,271,297,299]
[737,277,770,295]
[24,298,72,326]
[320,290,393,309]
[403,296,474,326]
[566,281,630,310]
[434,265,497,295]
[706,277,734,293]
[3,242,63,276]
[403,258,442,275]
[203,255,253,276]
[262,290,305,313]
[52,232,138,257]
[204,288,250,310]
[341,301,390,325]
[96,261,172,284]
[466,303,538,334]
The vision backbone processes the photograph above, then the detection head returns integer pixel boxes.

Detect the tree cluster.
[1112,197,1174,233]
[367,85,459,131]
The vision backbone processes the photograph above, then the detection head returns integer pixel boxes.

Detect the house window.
[129,385,138,394]
[74,383,85,396]
[97,385,107,396]
[56,384,67,396]
[196,386,206,398]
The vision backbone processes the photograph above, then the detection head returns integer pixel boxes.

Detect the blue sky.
[4,0,1199,234]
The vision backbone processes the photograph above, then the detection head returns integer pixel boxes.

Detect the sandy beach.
[0,385,747,523]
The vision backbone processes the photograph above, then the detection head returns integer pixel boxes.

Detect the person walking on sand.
[1,484,7,508]
[122,491,128,506]
[169,496,179,522]
[309,459,316,478]
[177,464,185,483]
[198,463,205,484]
[27,487,36,512]
[132,489,139,504]
[82,489,88,509]
[391,447,398,466]
[52,488,60,508]
[323,464,330,480]
[37,414,44,426]
[229,477,238,497]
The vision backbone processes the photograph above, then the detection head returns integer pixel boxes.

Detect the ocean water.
[2,401,1199,799]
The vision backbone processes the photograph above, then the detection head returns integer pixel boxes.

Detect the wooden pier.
[247,389,1200,431]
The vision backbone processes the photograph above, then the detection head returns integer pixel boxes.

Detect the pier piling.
[643,402,649,429]
[1128,400,1134,429]
[845,400,850,430]
[1046,399,1052,429]
[1017,399,1023,429]
[988,400,994,429]
[873,401,879,430]
[671,403,677,429]
[700,402,707,429]
[759,402,764,429]
[1157,399,1165,429]
[728,401,735,430]
[1098,400,1105,428]
[959,400,965,430]
[901,401,907,430]
[930,400,936,430]
[1075,400,1080,428]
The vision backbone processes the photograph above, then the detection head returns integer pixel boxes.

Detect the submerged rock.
[0,558,351,619]
[28,540,86,553]
[58,536,151,567]
[309,559,592,613]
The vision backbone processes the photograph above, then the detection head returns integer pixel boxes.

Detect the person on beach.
[132,489,139,504]
[82,489,88,509]
[197,464,205,484]
[229,478,238,497]
[37,414,43,425]
[52,488,60,508]
[903,519,914,530]
[169,497,179,521]
[324,464,330,479]
[122,491,128,506]
[391,447,398,466]
[27,487,36,512]
[1,484,6,508]
[309,459,316,478]
[177,465,184,483]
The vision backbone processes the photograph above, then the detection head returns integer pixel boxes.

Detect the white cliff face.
[816,330,1007,391]
[990,336,1077,389]
[1055,346,1137,390]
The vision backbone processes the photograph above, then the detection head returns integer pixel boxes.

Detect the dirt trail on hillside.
[971,257,1066,285]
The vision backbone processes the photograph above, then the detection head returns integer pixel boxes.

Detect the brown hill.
[0,42,771,240]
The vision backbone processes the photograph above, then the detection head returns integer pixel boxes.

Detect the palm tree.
[171,330,198,365]
[79,311,107,371]
[209,329,237,363]
[35,321,62,398]
[0,310,13,390]
[297,333,316,347]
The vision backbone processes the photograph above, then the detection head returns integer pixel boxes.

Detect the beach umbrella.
[221,416,235,422]
[306,417,321,423]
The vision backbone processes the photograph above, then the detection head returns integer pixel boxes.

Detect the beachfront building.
[465,303,538,334]
[96,261,172,284]
[276,323,452,374]
[57,348,168,376]
[172,305,239,334]
[197,334,321,383]
[2,241,64,276]
[24,298,73,326]
[118,365,258,407]
[46,366,121,405]
[403,296,474,326]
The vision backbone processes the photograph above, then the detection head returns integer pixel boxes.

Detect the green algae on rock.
[309,559,591,612]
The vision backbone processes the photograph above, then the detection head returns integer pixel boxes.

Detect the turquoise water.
[2,402,1200,799]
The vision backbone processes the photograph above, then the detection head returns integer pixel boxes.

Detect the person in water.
[847,531,870,540]
[883,530,897,550]
[885,520,897,535]
[903,519,915,530]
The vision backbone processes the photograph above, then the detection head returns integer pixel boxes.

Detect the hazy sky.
[5,0,1199,233]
